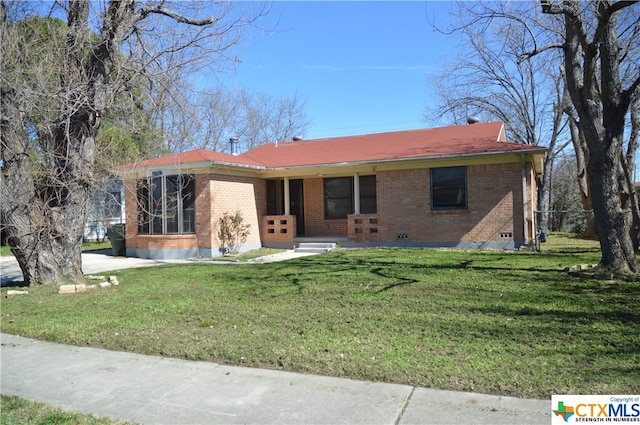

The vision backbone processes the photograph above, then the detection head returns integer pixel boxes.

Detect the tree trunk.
[1,1,97,285]
[538,77,571,236]
[561,6,639,274]
[623,95,640,250]
[2,1,250,285]
[566,112,596,238]
[586,130,638,273]
[620,150,640,252]
[0,86,89,285]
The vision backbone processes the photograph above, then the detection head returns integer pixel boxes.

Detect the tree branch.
[627,91,639,161]
[139,5,218,26]
[621,76,640,111]
[609,1,638,15]
[540,2,593,53]
[517,43,564,64]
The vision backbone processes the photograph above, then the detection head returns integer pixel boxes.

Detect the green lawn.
[1,241,112,257]
[1,235,638,399]
[0,395,135,425]
[81,241,113,252]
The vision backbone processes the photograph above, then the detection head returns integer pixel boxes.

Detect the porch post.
[354,172,360,214]
[284,177,290,215]
[521,155,529,243]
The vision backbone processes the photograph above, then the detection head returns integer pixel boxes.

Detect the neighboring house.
[84,179,125,242]
[117,121,546,259]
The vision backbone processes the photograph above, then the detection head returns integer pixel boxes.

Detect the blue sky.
[208,1,458,139]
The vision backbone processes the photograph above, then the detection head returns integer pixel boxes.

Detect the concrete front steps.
[294,242,337,254]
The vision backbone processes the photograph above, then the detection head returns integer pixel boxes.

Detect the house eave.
[115,159,266,178]
[259,148,548,176]
[209,160,267,172]
[116,147,547,179]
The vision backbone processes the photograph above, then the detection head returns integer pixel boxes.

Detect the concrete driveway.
[0,249,316,286]
[0,250,183,286]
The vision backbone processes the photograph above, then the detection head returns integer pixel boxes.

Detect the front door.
[289,179,305,235]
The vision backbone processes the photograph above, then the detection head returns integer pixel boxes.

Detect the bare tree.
[549,154,587,232]
[623,92,640,248]
[432,1,640,272]
[563,102,595,236]
[531,1,640,274]
[428,1,570,234]
[163,87,311,154]
[1,1,264,285]
[197,87,241,153]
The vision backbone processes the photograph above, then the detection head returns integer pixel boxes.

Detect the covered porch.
[261,213,379,249]
[261,171,377,248]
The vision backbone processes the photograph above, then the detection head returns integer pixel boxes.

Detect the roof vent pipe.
[292,135,304,141]
[467,116,480,124]
[229,137,239,156]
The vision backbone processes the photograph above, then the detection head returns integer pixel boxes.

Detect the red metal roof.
[120,122,545,170]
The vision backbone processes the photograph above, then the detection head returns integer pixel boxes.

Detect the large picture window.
[431,166,467,210]
[324,176,377,219]
[137,174,195,234]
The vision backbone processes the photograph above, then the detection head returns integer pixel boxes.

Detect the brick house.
[118,121,546,259]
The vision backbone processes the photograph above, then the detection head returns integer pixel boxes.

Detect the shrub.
[217,211,250,255]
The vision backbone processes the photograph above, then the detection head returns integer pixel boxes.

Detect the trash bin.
[106,224,126,256]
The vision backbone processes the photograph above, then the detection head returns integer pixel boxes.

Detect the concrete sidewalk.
[0,334,549,425]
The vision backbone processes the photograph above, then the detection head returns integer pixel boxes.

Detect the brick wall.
[124,173,266,257]
[347,214,383,242]
[375,162,526,244]
[303,178,348,236]
[300,162,528,244]
[208,174,265,248]
[262,215,296,243]
[195,174,213,251]
[124,160,533,254]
